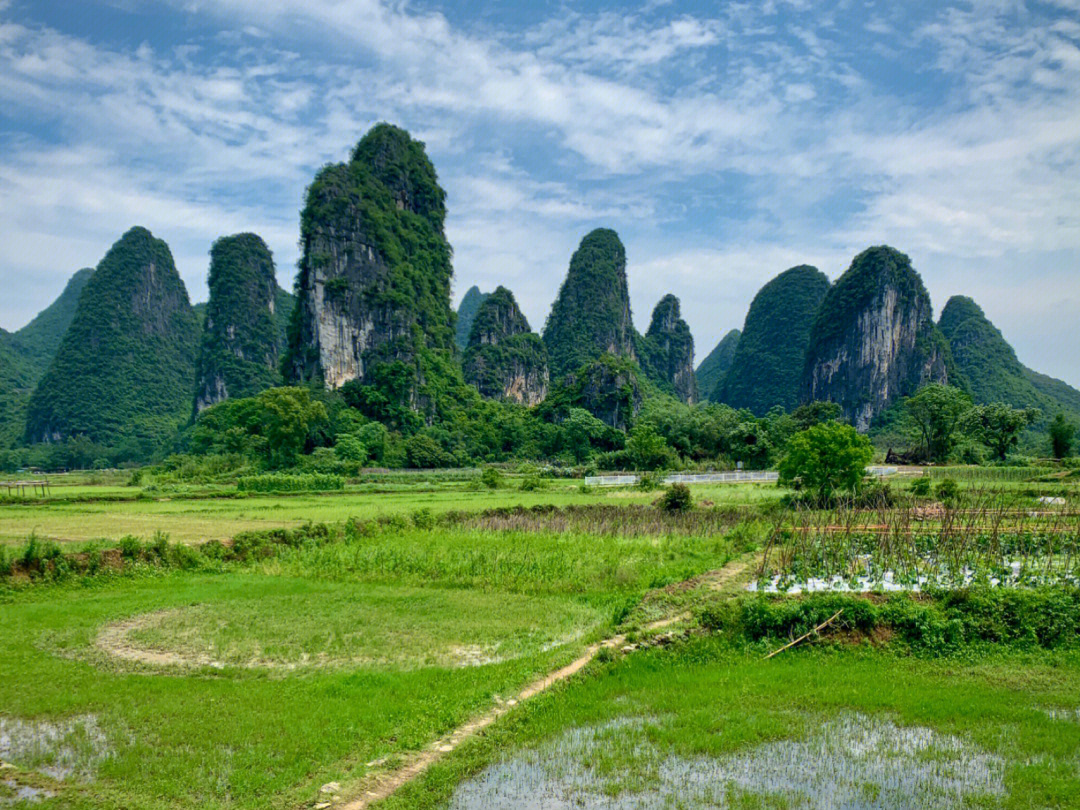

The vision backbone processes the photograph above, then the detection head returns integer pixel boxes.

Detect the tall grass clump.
[237,473,344,493]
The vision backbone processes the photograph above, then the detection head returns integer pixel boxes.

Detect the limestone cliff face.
[194,233,281,412]
[543,229,636,380]
[463,286,549,406]
[559,356,645,430]
[802,246,948,431]
[638,294,697,403]
[285,123,455,400]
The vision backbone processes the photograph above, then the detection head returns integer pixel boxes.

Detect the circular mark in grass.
[93,582,600,672]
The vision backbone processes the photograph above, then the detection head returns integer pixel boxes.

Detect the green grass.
[0,481,785,546]
[0,520,746,809]
[385,640,1080,809]
[121,579,602,670]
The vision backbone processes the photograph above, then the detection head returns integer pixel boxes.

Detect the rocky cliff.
[802,246,949,431]
[547,355,645,430]
[463,286,549,406]
[455,285,489,351]
[696,329,740,402]
[719,265,830,414]
[543,229,637,379]
[194,233,283,412]
[24,226,199,451]
[638,294,697,403]
[285,124,457,412]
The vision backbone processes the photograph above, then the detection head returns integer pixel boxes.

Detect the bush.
[660,483,693,512]
[909,476,931,497]
[702,588,1080,655]
[237,473,344,493]
[118,535,142,560]
[480,467,501,489]
[520,475,546,491]
[935,478,960,502]
[637,471,663,491]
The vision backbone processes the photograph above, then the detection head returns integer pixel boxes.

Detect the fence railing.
[585,471,779,487]
[585,467,899,488]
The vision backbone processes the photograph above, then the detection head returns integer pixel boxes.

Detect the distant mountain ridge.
[10,267,94,379]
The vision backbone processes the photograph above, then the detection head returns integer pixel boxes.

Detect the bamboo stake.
[764,610,843,660]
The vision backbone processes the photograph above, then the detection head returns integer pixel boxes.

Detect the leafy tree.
[626,423,675,470]
[257,388,329,468]
[963,403,1040,461]
[778,421,873,502]
[562,408,607,463]
[791,400,843,431]
[1049,413,1076,459]
[334,434,368,462]
[904,384,972,461]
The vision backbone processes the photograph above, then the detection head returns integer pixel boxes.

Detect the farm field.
[0,479,784,546]
[2,467,1079,809]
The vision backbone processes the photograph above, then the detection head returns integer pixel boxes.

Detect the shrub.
[637,471,663,491]
[118,535,142,560]
[480,467,501,489]
[520,475,546,491]
[778,422,873,502]
[935,478,960,502]
[909,476,931,497]
[660,483,693,512]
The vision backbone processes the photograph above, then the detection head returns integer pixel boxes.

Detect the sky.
[1,0,1078,386]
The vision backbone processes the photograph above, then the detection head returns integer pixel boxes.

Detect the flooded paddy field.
[391,640,1080,810]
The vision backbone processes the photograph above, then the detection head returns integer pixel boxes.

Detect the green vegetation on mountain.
[938,295,1080,428]
[194,234,283,412]
[10,267,93,376]
[695,329,739,400]
[455,285,489,351]
[637,294,697,403]
[719,265,829,414]
[463,286,548,405]
[285,124,470,420]
[23,226,199,459]
[543,229,636,380]
[0,330,35,449]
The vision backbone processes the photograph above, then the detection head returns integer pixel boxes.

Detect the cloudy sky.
[1,0,1078,385]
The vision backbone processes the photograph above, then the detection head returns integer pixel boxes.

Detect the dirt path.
[334,554,755,810]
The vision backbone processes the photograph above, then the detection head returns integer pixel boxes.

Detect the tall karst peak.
[639,293,697,403]
[455,285,490,351]
[696,329,740,402]
[463,286,549,406]
[718,265,830,415]
[285,123,458,412]
[194,233,282,412]
[542,228,636,380]
[801,246,949,431]
[24,226,199,450]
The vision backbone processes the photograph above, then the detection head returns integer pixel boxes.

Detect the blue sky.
[1,0,1079,385]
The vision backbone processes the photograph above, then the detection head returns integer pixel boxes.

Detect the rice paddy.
[1,467,1078,808]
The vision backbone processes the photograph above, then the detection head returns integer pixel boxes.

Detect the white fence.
[585,471,778,487]
[585,467,898,488]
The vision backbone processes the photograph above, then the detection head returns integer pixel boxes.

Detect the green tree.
[791,400,843,431]
[562,408,607,463]
[778,421,873,502]
[626,423,674,470]
[1049,413,1076,459]
[904,384,972,461]
[963,403,1039,461]
[258,387,328,468]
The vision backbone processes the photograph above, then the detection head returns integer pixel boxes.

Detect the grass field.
[2,468,1079,809]
[0,481,784,546]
